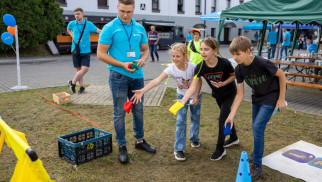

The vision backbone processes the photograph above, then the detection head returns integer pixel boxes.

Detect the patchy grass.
[0,87,320,182]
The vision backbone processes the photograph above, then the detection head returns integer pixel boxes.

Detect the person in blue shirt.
[266,27,277,59]
[279,29,291,60]
[97,0,156,164]
[185,31,193,46]
[67,8,101,94]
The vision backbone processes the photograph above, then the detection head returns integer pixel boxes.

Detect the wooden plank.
[150,86,165,106]
[157,86,167,106]
[145,87,159,106]
[285,72,322,79]
[286,80,322,89]
[270,59,322,68]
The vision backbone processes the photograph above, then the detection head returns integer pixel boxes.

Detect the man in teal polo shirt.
[279,29,291,60]
[67,8,101,94]
[97,0,156,164]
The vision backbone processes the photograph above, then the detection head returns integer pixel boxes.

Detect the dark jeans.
[109,70,145,146]
[252,104,275,167]
[280,46,288,60]
[215,94,238,150]
[149,44,159,61]
[267,44,276,59]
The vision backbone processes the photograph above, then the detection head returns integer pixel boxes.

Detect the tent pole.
[317,26,321,51]
[290,21,299,58]
[217,19,225,48]
[275,23,282,60]
[258,20,268,56]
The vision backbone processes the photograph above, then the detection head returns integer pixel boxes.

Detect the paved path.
[0,45,321,116]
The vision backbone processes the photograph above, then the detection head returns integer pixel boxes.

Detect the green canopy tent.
[218,0,322,57]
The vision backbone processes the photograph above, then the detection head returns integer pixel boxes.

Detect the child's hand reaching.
[190,97,199,105]
[224,116,234,129]
[131,90,144,104]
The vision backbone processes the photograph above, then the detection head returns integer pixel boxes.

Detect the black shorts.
[72,53,90,68]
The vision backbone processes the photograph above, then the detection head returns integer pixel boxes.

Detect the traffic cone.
[124,101,133,114]
[236,151,251,182]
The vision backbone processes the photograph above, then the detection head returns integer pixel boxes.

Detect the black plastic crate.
[58,128,112,165]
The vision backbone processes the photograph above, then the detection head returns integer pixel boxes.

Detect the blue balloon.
[1,32,14,46]
[3,14,16,27]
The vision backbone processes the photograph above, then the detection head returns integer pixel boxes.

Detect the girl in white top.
[131,43,202,161]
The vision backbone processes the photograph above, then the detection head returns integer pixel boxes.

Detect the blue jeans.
[279,46,288,60]
[252,104,275,167]
[267,44,276,59]
[174,93,202,152]
[109,70,144,146]
[149,44,159,61]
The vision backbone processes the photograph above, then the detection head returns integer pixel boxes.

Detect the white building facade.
[57,0,253,43]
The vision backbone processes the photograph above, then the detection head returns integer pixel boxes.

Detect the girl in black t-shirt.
[178,37,239,161]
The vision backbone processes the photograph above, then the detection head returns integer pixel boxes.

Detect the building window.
[195,0,201,15]
[239,0,244,4]
[152,0,160,13]
[211,28,216,37]
[211,0,216,12]
[238,28,242,36]
[57,0,67,7]
[178,0,184,14]
[226,0,231,9]
[98,0,109,9]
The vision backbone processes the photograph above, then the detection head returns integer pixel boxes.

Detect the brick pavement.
[0,46,321,116]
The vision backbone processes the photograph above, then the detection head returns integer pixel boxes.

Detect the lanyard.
[121,19,133,50]
[76,22,84,34]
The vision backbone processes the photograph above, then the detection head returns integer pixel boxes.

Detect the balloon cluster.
[1,14,16,46]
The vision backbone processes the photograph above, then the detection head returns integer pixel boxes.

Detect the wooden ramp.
[71,84,166,107]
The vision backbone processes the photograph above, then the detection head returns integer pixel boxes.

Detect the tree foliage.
[0,0,64,53]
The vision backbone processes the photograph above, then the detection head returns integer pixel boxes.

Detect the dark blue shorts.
[72,53,90,68]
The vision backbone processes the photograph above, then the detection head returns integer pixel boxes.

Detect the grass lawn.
[0,87,321,182]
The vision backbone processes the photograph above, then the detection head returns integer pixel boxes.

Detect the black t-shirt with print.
[195,57,237,98]
[235,56,280,106]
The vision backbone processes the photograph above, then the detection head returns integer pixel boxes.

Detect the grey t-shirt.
[235,56,280,106]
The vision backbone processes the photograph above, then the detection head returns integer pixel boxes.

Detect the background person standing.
[67,8,101,94]
[266,27,277,59]
[148,25,160,62]
[279,29,291,60]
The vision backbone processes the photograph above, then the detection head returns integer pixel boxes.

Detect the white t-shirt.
[164,62,196,98]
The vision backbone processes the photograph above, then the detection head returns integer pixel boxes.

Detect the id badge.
[127,51,136,58]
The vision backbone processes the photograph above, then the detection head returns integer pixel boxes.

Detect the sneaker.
[223,138,239,148]
[150,60,155,62]
[68,80,76,93]
[248,151,254,163]
[210,149,226,161]
[174,151,186,161]
[78,86,85,94]
[118,146,129,164]
[157,58,159,62]
[191,141,200,148]
[250,164,262,181]
[135,139,156,153]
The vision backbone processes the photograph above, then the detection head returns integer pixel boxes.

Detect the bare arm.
[211,73,235,88]
[191,78,202,105]
[131,72,169,104]
[225,82,244,129]
[135,43,149,68]
[97,43,134,72]
[275,69,286,111]
[155,36,160,45]
[96,29,101,34]
[67,29,73,39]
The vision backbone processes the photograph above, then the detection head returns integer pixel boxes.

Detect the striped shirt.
[148,31,159,44]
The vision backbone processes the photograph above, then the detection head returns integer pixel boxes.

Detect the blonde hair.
[170,43,188,60]
[229,36,251,54]
[201,37,223,57]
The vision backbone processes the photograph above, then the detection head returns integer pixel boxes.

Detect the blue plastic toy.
[236,151,251,182]
[223,123,232,136]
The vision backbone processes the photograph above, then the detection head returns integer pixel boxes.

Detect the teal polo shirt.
[282,31,291,47]
[267,31,277,45]
[98,17,148,79]
[67,20,98,53]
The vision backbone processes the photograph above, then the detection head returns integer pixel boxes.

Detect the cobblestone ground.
[0,45,321,115]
